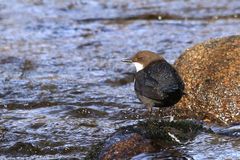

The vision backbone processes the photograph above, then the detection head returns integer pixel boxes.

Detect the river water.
[0,0,239,159]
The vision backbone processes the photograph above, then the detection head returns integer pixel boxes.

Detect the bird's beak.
[121,58,132,63]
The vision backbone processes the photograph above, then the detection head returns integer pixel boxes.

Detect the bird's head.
[122,50,163,72]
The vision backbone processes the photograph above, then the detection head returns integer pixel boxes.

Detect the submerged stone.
[6,142,42,155]
[0,126,7,141]
[85,120,206,160]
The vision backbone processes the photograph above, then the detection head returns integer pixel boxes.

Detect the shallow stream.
[0,0,239,159]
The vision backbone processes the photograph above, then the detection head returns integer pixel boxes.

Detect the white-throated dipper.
[122,50,185,113]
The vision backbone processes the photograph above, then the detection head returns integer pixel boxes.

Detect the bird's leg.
[147,105,152,114]
[144,104,153,118]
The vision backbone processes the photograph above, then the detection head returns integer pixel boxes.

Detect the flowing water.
[0,0,239,159]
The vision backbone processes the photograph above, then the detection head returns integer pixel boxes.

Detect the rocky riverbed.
[0,0,240,159]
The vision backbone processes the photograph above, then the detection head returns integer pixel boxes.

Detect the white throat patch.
[133,62,144,72]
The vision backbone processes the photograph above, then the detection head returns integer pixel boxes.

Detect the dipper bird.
[122,51,184,113]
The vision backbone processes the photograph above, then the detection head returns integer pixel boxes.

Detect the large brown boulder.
[174,35,240,125]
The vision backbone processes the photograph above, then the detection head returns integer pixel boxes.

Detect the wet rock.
[29,122,46,129]
[86,120,205,160]
[1,101,61,110]
[77,41,102,49]
[6,142,42,155]
[132,149,194,160]
[0,56,20,64]
[67,108,108,118]
[40,83,58,93]
[98,133,154,160]
[20,59,35,71]
[0,126,7,141]
[174,35,240,125]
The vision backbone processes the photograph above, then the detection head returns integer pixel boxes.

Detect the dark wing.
[134,60,184,101]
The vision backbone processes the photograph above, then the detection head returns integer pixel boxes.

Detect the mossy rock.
[85,120,207,160]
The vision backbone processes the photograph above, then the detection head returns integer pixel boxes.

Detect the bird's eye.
[138,57,144,60]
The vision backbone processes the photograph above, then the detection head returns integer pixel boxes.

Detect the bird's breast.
[133,62,144,72]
